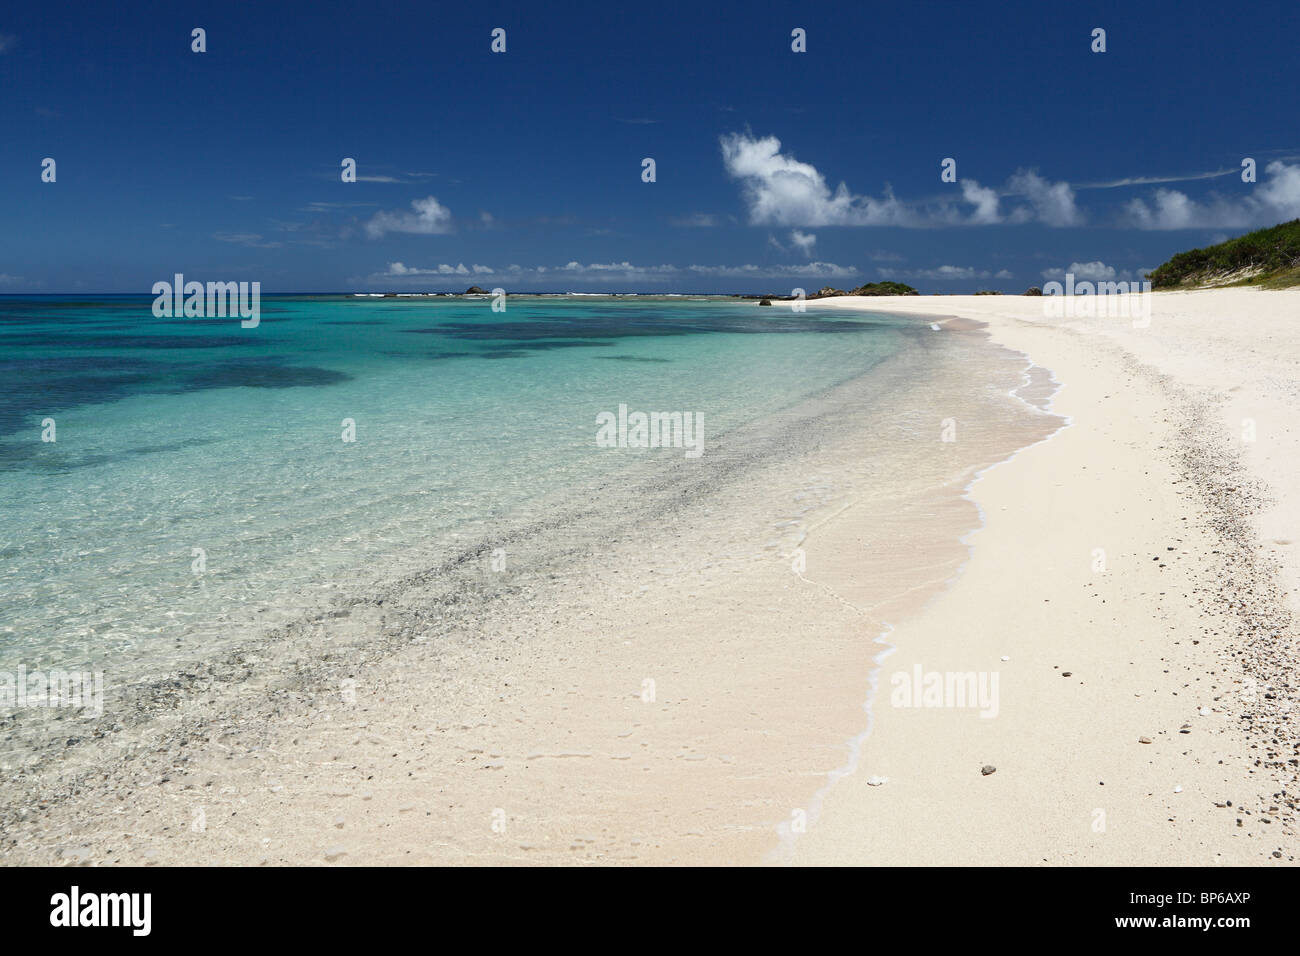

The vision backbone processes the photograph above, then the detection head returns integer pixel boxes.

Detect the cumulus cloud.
[720,132,913,226]
[1005,170,1083,227]
[1123,161,1300,230]
[1041,261,1117,281]
[720,132,1080,229]
[365,196,454,238]
[961,180,1002,224]
[386,262,472,276]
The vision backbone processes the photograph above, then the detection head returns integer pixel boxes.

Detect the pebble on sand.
[981,765,996,776]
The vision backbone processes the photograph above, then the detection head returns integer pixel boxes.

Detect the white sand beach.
[796,288,1300,865]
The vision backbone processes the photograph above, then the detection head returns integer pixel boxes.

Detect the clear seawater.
[0,295,913,678]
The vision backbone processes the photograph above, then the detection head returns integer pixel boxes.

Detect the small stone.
[865,775,888,787]
[1000,655,1009,662]
[981,765,996,776]
[1173,786,1183,793]
[1061,672,1073,677]
[1139,736,1152,744]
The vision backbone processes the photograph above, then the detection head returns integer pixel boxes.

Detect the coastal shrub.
[1148,219,1300,288]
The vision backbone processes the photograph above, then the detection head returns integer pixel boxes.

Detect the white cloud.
[1005,170,1082,227]
[365,196,454,238]
[1041,261,1117,281]
[720,132,1081,229]
[961,180,1002,224]
[386,261,471,276]
[789,230,817,257]
[1123,161,1300,230]
[720,132,914,226]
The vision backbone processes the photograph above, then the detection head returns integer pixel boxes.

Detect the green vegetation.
[850,281,919,296]
[1147,219,1300,289]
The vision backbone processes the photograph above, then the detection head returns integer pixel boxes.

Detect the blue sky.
[4,0,1299,293]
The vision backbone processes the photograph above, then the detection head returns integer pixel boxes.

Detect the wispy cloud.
[1075,168,1238,189]
[213,232,282,249]
[301,201,377,212]
[670,213,719,228]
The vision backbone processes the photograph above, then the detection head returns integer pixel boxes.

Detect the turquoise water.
[0,295,912,678]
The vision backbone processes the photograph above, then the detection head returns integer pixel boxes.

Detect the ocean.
[1,295,918,685]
